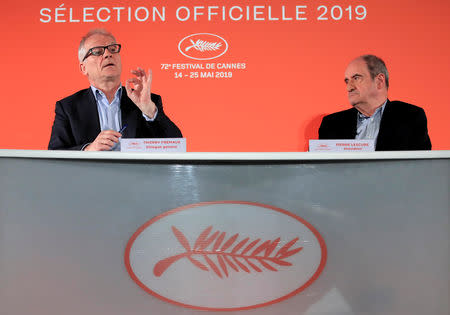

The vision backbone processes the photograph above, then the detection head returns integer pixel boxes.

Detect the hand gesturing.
[125,67,157,118]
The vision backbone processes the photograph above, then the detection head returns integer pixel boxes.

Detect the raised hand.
[125,67,157,118]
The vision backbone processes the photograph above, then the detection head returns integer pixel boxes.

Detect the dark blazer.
[318,100,431,151]
[48,88,182,150]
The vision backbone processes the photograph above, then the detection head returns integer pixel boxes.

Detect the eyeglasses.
[82,44,121,61]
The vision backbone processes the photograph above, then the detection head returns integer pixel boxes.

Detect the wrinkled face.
[80,34,122,86]
[344,58,378,107]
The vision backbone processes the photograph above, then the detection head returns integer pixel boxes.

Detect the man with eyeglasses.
[318,55,431,151]
[48,28,182,150]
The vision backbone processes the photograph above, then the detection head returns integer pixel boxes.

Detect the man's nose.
[347,81,355,92]
[103,48,113,58]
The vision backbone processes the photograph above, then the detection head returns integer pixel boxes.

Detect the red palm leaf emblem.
[154,226,303,278]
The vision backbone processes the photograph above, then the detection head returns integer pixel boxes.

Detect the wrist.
[82,143,91,151]
[142,101,157,118]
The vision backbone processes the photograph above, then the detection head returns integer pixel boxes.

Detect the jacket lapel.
[79,88,101,142]
[346,108,358,139]
[376,100,393,149]
[120,89,138,138]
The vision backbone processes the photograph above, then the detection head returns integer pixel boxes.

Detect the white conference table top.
[0,149,449,161]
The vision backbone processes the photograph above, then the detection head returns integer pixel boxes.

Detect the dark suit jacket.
[318,100,431,151]
[48,88,182,150]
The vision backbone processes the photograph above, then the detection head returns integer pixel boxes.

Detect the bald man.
[319,55,431,151]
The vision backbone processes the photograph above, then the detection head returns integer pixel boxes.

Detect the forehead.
[345,58,369,78]
[84,34,115,49]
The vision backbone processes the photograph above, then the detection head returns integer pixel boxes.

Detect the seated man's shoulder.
[322,107,356,122]
[319,107,356,139]
[389,101,427,121]
[388,100,427,116]
[58,88,92,105]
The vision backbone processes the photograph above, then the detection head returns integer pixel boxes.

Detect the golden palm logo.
[185,39,222,52]
[178,33,228,60]
[154,226,303,278]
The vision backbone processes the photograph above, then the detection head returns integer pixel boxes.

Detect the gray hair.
[78,29,116,62]
[361,54,390,89]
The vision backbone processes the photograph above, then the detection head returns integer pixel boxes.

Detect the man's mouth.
[103,63,115,69]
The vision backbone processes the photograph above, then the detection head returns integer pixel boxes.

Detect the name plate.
[309,140,375,152]
[120,138,186,152]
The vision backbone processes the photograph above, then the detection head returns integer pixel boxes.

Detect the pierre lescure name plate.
[120,138,186,152]
[309,139,375,152]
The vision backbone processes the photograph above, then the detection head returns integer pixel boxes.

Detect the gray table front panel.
[0,158,448,315]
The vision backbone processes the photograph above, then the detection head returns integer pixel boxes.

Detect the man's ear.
[80,62,86,75]
[376,73,386,89]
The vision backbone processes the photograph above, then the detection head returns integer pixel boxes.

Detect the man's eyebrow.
[344,73,363,83]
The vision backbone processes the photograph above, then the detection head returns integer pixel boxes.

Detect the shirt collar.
[357,100,387,120]
[90,85,123,103]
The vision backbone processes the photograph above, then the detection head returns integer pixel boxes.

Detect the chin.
[103,68,119,74]
[348,99,359,106]
[103,75,121,83]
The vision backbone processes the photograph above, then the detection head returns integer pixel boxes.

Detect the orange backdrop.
[1,0,449,151]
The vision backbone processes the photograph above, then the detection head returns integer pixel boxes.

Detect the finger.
[131,69,143,77]
[127,80,143,93]
[131,68,146,79]
[135,67,147,81]
[97,133,120,146]
[127,78,141,84]
[86,144,105,151]
[86,141,115,151]
[125,80,136,95]
[101,134,120,143]
[101,130,122,138]
[96,137,116,146]
[92,141,114,151]
[96,144,113,151]
[137,67,146,78]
